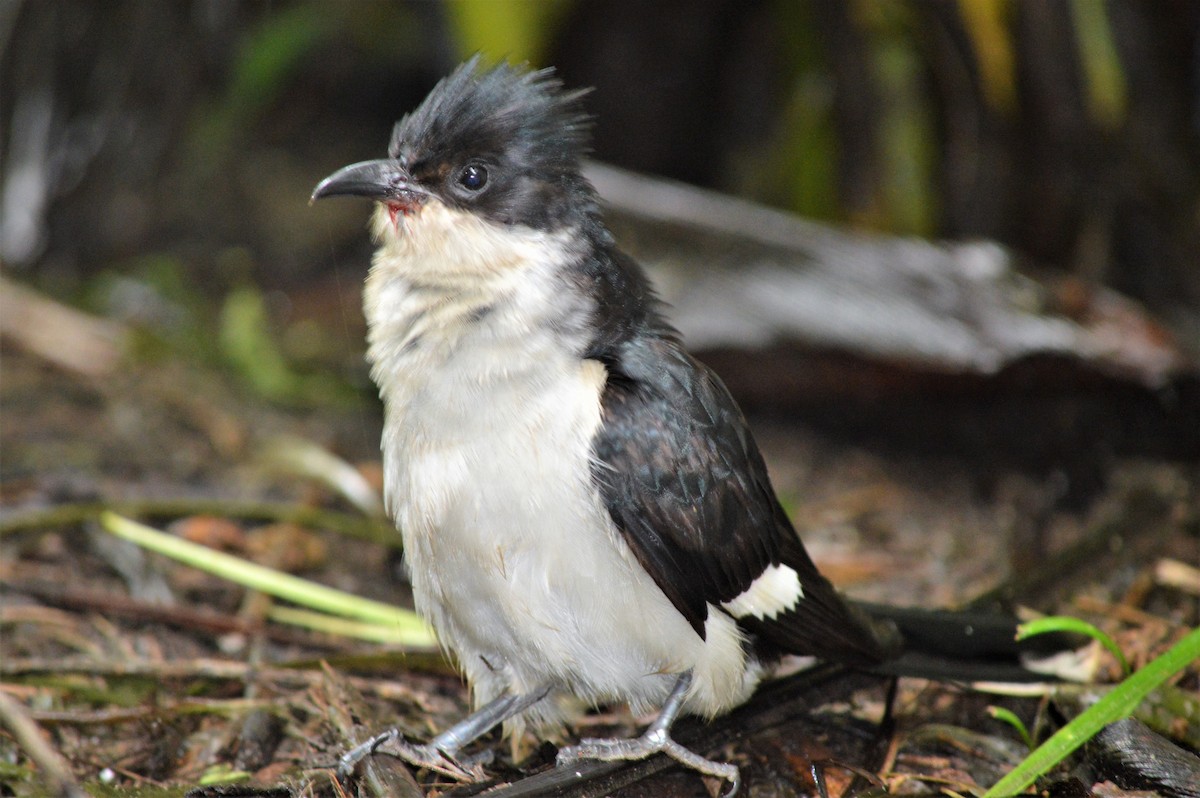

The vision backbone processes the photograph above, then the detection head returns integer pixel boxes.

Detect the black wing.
[590,333,894,667]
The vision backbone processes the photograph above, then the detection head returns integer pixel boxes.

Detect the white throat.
[363,200,591,434]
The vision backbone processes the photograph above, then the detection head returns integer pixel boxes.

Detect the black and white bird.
[312,57,1050,794]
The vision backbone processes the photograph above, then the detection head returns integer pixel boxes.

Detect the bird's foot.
[338,728,490,783]
[556,727,740,797]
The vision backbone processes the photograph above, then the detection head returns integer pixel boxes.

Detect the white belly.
[388,352,694,711]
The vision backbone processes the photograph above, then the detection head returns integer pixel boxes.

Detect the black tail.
[853,601,1079,683]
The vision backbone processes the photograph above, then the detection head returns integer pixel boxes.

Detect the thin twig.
[0,498,399,547]
[27,697,274,726]
[1,657,443,704]
[0,689,90,798]
[3,577,356,649]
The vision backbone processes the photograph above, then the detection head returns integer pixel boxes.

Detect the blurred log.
[587,162,1200,469]
[0,275,126,377]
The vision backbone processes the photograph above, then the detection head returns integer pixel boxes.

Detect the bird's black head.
[313,57,598,233]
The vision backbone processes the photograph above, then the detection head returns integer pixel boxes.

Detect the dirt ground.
[2,315,1198,797]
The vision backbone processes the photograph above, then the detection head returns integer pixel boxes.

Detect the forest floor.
[2,273,1198,798]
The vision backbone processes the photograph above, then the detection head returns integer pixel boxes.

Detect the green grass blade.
[100,511,435,647]
[1018,615,1130,675]
[267,605,430,645]
[984,624,1200,796]
[987,706,1034,750]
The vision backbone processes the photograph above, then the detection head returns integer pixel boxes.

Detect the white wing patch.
[721,563,803,621]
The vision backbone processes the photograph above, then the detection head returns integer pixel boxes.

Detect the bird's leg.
[556,671,741,796]
[339,686,552,782]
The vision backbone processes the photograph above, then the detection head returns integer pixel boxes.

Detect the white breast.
[364,202,759,733]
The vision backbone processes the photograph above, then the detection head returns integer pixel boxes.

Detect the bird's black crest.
[390,56,592,181]
[383,57,598,231]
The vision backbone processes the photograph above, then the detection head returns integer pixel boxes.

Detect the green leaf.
[219,285,302,401]
[218,285,358,407]
[191,5,326,161]
[1068,0,1127,129]
[444,0,572,64]
[198,764,251,786]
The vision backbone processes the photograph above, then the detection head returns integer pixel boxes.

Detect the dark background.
[5,0,1200,313]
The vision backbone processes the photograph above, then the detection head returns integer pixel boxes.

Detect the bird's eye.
[457,164,488,191]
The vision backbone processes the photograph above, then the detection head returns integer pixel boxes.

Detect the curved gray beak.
[311,159,424,205]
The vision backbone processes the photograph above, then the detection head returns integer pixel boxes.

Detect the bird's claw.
[338,729,490,783]
[557,730,740,797]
